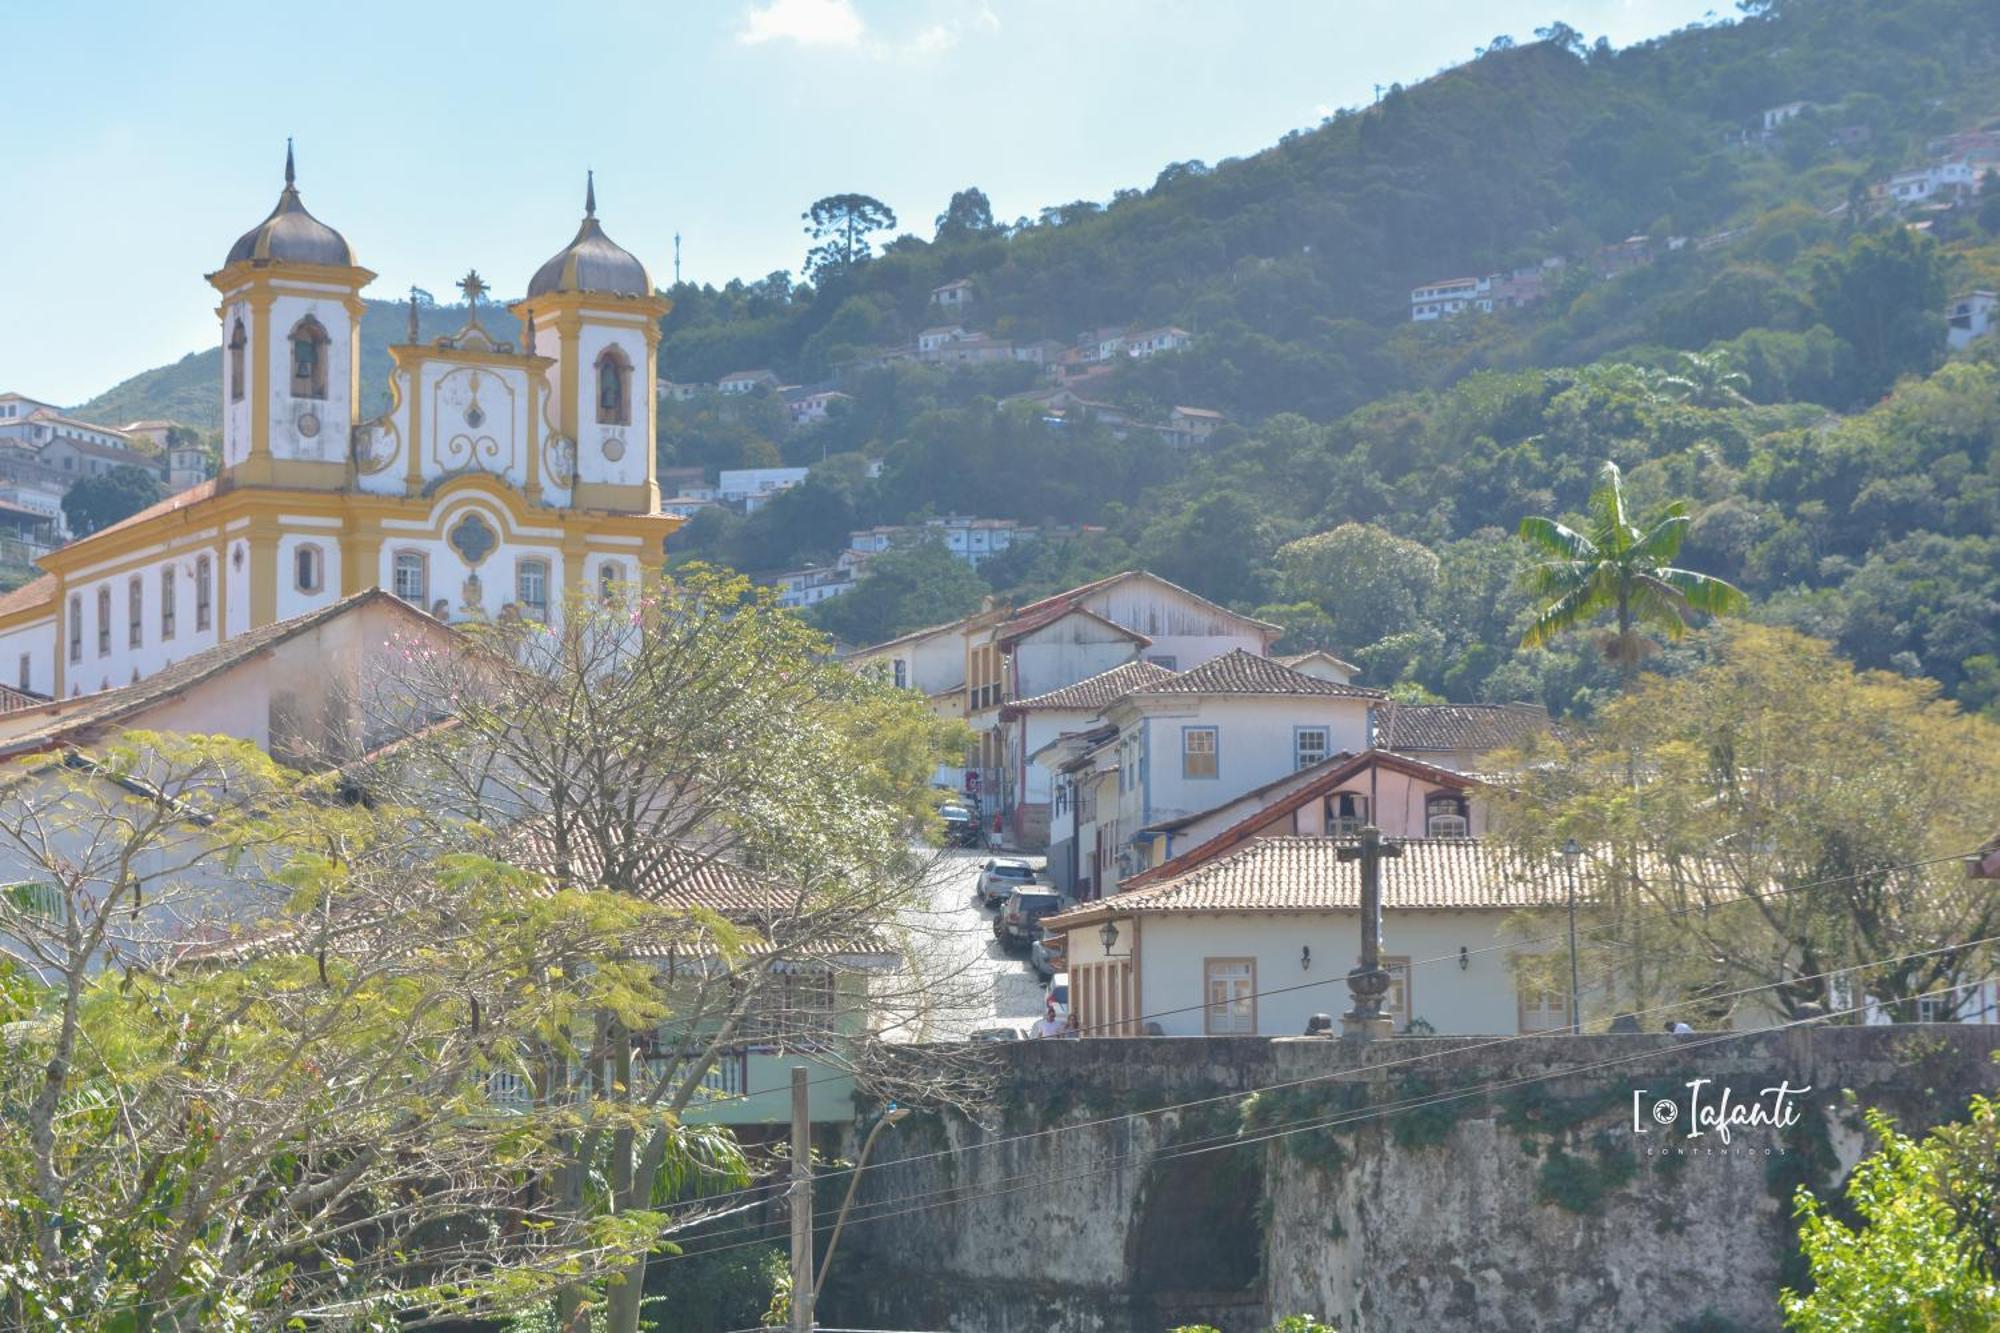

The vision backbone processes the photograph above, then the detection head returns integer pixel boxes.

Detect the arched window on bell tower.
[595,345,630,425]
[228,319,247,402]
[289,316,330,400]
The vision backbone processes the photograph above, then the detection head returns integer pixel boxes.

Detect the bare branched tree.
[352,569,992,1332]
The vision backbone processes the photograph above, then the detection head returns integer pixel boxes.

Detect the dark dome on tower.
[527,173,651,298]
[223,142,354,268]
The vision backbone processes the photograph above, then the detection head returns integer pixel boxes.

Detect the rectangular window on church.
[128,577,142,650]
[393,552,427,606]
[68,596,81,663]
[195,556,212,632]
[161,567,175,640]
[17,654,29,692]
[96,587,110,657]
[516,559,549,619]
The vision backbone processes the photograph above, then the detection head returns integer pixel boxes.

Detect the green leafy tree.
[934,187,996,244]
[812,537,990,646]
[359,571,981,1333]
[1979,169,2000,235]
[1518,460,1746,689]
[1809,227,1948,404]
[1491,625,2000,1024]
[0,734,676,1330]
[1782,1098,2000,1331]
[1273,522,1441,653]
[61,464,163,537]
[802,194,898,283]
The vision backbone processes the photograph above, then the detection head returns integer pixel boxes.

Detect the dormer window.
[595,346,631,425]
[1425,792,1470,838]
[289,316,329,399]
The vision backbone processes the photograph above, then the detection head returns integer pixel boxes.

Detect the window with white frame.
[16,653,29,692]
[736,970,837,1043]
[1384,955,1412,1029]
[1295,726,1330,771]
[127,576,142,649]
[1182,726,1218,780]
[96,587,111,657]
[1425,791,1471,838]
[1204,958,1256,1034]
[1917,989,1959,1024]
[516,558,549,619]
[68,595,81,662]
[160,567,175,639]
[392,551,428,605]
[598,561,624,604]
[1518,980,1571,1033]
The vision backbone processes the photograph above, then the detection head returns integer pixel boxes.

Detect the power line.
[653,844,1985,1132]
[654,935,2000,1260]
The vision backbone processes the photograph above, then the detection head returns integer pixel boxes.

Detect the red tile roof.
[1002,660,1178,716]
[0,573,56,620]
[1047,837,1587,929]
[1379,702,1550,752]
[1122,649,1383,699]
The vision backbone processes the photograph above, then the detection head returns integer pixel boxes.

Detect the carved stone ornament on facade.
[297,411,320,439]
[602,436,626,463]
[544,433,578,486]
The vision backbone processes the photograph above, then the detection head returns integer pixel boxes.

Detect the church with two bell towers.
[0,147,678,700]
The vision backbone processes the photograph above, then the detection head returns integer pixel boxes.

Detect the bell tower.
[511,174,668,514]
[206,143,374,489]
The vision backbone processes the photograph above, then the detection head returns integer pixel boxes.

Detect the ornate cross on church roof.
[457,269,488,307]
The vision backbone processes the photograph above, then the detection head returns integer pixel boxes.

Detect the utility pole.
[674,231,682,286]
[1339,825,1403,1040]
[789,1066,813,1333]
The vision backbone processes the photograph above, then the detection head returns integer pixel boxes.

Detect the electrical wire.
[637,842,1990,1226]
[653,936,2000,1262]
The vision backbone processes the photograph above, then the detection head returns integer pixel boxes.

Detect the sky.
[2,0,1726,407]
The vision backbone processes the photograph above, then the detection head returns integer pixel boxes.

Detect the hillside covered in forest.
[71,0,2000,718]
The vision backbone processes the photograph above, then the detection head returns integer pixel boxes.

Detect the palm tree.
[1653,350,1753,408]
[1518,461,1748,688]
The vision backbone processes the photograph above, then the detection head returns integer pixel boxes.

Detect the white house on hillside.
[1095,651,1384,882]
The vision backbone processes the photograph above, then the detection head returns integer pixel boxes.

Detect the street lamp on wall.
[1099,920,1129,958]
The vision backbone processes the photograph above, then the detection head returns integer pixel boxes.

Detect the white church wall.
[417,360,534,491]
[354,368,413,497]
[275,527,344,623]
[0,618,55,697]
[220,296,253,470]
[573,320,652,493]
[265,289,356,466]
[224,537,250,639]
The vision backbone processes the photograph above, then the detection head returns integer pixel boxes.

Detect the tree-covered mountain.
[67,0,2000,716]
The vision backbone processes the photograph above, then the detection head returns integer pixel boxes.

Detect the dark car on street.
[997,887,1066,951]
[938,803,981,847]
